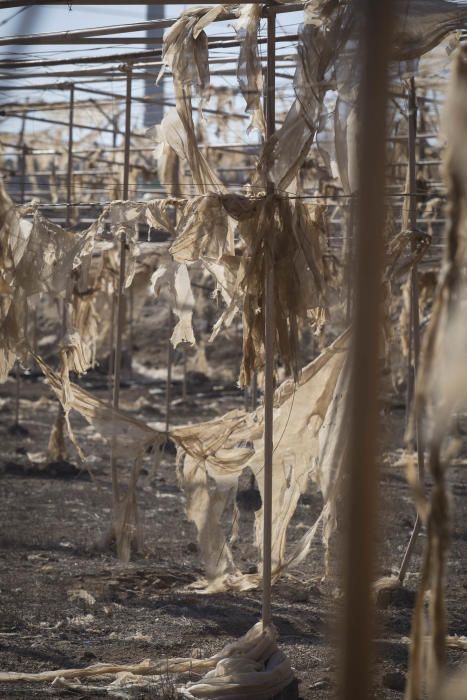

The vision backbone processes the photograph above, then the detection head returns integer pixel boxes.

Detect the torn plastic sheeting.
[234,195,328,386]
[235,3,266,136]
[392,0,467,61]
[257,1,350,191]
[169,194,232,264]
[151,255,196,347]
[0,622,294,700]
[154,5,229,194]
[15,211,102,298]
[172,331,349,591]
[31,327,347,591]
[34,354,164,461]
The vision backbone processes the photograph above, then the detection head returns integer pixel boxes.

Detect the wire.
[0,5,26,28]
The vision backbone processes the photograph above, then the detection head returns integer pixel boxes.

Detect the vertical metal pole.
[111,64,132,506]
[122,67,132,202]
[128,285,134,379]
[108,289,116,404]
[14,363,20,427]
[340,3,393,700]
[113,64,132,410]
[406,78,418,415]
[398,78,425,583]
[165,314,173,439]
[33,307,38,354]
[165,152,181,425]
[14,112,27,429]
[19,144,27,205]
[251,371,258,411]
[66,83,74,227]
[262,4,276,630]
[17,110,27,204]
[182,346,187,401]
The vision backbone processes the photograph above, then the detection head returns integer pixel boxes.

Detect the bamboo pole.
[339,2,394,700]
[261,2,276,630]
[398,78,426,583]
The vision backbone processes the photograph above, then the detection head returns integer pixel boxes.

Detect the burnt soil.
[0,364,466,699]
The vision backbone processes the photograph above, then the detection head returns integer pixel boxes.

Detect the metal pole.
[111,64,132,507]
[66,84,74,227]
[113,64,132,408]
[13,112,28,431]
[251,371,258,411]
[165,149,181,423]
[182,346,187,401]
[165,314,173,439]
[128,285,134,379]
[108,289,116,403]
[262,3,276,630]
[19,118,26,204]
[398,78,426,583]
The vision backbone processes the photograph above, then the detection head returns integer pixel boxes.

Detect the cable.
[0,5,26,27]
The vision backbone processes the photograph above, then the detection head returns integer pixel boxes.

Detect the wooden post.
[262,3,276,630]
[398,78,426,583]
[339,3,393,700]
[66,83,74,227]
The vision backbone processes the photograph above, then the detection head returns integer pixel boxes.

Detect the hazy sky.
[0,5,188,133]
[0,5,298,141]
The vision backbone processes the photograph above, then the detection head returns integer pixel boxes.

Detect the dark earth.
[0,336,466,698]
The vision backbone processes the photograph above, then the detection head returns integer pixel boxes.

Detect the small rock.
[246,564,258,574]
[309,678,330,690]
[291,587,309,603]
[187,542,198,554]
[8,424,29,437]
[308,584,321,598]
[382,671,406,692]
[376,586,415,609]
[276,582,309,603]
[272,678,299,699]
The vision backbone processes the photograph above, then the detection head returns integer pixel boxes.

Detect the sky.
[0,4,188,133]
[0,5,300,145]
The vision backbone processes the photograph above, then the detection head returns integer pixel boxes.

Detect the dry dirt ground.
[0,362,466,699]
